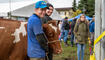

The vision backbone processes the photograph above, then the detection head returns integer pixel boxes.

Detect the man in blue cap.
[27,1,48,60]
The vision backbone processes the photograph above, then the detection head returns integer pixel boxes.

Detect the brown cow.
[0,19,62,60]
[43,21,62,54]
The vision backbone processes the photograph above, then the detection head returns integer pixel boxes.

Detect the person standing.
[89,16,95,45]
[27,1,48,60]
[41,3,54,24]
[89,16,95,54]
[62,17,69,46]
[59,20,65,42]
[71,18,77,47]
[41,3,54,60]
[74,14,90,60]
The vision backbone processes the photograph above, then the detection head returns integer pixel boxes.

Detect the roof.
[11,3,34,17]
[48,0,73,8]
[0,0,74,14]
[0,0,39,16]
[55,7,73,11]
[11,4,62,20]
[0,0,76,20]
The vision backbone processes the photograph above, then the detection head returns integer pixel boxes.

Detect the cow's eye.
[49,32,53,37]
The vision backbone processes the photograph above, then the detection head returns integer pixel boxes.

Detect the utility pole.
[95,0,105,60]
[9,0,11,19]
[101,0,105,60]
[95,0,102,60]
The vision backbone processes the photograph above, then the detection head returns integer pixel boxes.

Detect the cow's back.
[0,19,28,60]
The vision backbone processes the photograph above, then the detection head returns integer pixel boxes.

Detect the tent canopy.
[0,0,62,20]
[0,0,38,16]
[68,14,92,22]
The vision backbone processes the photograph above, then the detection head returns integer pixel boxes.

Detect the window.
[60,12,65,16]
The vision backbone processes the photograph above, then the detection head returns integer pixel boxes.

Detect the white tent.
[11,3,62,20]
[0,0,38,16]
[0,0,62,20]
[11,3,35,17]
[48,0,73,8]
[0,0,80,20]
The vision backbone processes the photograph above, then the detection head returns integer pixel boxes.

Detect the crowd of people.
[27,1,95,60]
[58,14,95,60]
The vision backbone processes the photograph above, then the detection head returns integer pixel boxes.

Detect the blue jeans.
[59,30,64,41]
[63,30,69,43]
[77,44,85,60]
[71,33,74,45]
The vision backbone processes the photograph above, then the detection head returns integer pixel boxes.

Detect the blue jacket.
[89,21,95,32]
[27,14,45,58]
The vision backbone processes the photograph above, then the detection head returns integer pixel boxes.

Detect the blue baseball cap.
[35,1,47,8]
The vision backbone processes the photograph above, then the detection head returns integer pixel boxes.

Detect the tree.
[86,0,95,17]
[72,9,82,17]
[72,0,77,12]
[78,0,95,17]
[78,0,88,13]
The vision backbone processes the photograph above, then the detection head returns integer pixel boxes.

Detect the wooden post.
[101,0,105,60]
[95,0,102,60]
[95,0,105,60]
[9,0,12,19]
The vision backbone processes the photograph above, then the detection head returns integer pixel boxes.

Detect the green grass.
[53,41,90,60]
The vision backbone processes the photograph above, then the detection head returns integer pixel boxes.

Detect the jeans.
[59,30,64,41]
[77,44,85,60]
[63,30,69,42]
[71,33,74,45]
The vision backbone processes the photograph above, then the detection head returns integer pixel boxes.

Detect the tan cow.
[0,19,62,60]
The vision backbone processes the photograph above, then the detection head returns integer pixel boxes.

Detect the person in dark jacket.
[89,16,95,54]
[71,18,77,47]
[41,3,54,60]
[41,3,54,24]
[27,1,48,60]
[89,16,95,45]
[62,17,69,46]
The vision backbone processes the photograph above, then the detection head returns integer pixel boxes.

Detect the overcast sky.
[0,0,80,3]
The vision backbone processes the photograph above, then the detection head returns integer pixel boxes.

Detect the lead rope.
[48,40,60,44]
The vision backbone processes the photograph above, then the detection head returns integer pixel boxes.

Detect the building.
[48,0,74,18]
[55,7,74,18]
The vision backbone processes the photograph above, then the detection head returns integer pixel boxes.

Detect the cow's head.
[43,20,62,54]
